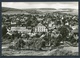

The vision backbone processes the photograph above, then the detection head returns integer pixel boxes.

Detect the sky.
[2,2,78,9]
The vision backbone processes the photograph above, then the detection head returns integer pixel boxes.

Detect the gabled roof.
[37,23,43,26]
[72,29,78,33]
[34,22,48,29]
[36,23,47,28]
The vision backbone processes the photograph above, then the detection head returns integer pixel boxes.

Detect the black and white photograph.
[2,2,79,56]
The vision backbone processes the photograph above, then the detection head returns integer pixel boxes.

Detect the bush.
[49,48,78,56]
[8,45,15,49]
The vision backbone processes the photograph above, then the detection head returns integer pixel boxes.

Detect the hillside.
[2,7,78,15]
[2,7,22,12]
[37,8,56,10]
[2,7,43,14]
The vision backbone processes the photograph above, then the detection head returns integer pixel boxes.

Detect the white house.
[11,27,31,33]
[35,23,48,32]
[37,18,43,21]
[48,22,55,27]
[71,25,78,30]
[11,22,16,25]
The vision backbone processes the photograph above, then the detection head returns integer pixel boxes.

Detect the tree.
[16,20,21,26]
[55,20,61,25]
[15,38,25,49]
[58,26,69,43]
[2,26,7,37]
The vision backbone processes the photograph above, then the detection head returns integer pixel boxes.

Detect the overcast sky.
[2,2,78,9]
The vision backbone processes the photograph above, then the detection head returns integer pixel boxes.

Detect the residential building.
[34,23,48,32]
[71,25,78,30]
[11,27,31,33]
[37,18,43,21]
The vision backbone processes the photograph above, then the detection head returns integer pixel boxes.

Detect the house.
[11,22,16,25]
[72,29,78,40]
[48,22,56,30]
[37,18,43,21]
[11,22,17,27]
[71,25,78,30]
[11,27,31,33]
[72,29,78,34]
[3,21,11,28]
[48,22,55,27]
[65,22,69,25]
[34,23,48,32]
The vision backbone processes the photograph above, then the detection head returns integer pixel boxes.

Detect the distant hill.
[60,8,75,10]
[59,8,76,12]
[2,7,22,12]
[37,8,56,10]
[58,8,78,15]
[2,7,78,15]
[23,9,43,14]
[2,7,43,14]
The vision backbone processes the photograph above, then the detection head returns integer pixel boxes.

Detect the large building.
[34,23,48,32]
[11,27,31,33]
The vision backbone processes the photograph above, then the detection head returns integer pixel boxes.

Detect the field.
[2,43,78,56]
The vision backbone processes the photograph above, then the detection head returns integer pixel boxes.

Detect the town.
[2,11,78,56]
